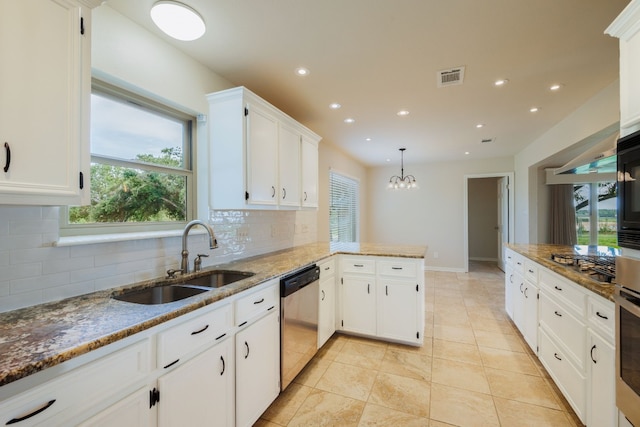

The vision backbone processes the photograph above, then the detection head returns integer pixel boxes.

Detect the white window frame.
[60,79,196,237]
[329,170,360,243]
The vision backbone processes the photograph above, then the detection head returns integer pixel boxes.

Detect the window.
[574,181,617,246]
[63,81,195,235]
[329,171,359,242]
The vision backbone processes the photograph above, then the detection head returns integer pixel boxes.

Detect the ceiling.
[106,0,629,167]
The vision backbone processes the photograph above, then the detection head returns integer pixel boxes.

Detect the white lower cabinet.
[341,276,377,336]
[158,339,233,427]
[79,387,152,427]
[588,329,616,427]
[539,328,586,421]
[318,257,336,348]
[0,338,150,427]
[235,309,280,427]
[339,256,424,345]
[377,278,420,343]
[508,249,619,427]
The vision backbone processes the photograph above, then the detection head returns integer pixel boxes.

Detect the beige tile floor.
[256,261,583,427]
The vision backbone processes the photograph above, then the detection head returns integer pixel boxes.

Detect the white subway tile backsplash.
[0,206,317,312]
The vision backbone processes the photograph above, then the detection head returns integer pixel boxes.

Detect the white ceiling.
[106,0,629,167]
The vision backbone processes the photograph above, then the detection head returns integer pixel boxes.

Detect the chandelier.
[387,148,418,190]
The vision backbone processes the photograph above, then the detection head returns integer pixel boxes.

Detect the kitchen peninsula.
[0,242,425,427]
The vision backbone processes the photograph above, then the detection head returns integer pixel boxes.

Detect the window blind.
[329,171,360,242]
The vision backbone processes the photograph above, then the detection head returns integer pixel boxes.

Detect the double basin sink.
[112,270,255,305]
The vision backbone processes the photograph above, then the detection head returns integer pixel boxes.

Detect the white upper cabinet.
[207,86,321,210]
[301,136,319,208]
[0,0,97,205]
[278,122,301,207]
[606,1,640,133]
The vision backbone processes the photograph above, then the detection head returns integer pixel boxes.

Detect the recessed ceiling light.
[397,110,410,116]
[549,84,562,91]
[365,138,372,141]
[465,151,470,155]
[295,67,310,76]
[494,79,509,86]
[344,118,355,124]
[386,158,391,162]
[476,124,484,129]
[530,107,539,113]
[329,103,341,109]
[150,1,206,41]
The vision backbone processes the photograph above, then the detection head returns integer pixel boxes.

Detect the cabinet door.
[0,0,89,205]
[504,264,514,319]
[236,310,280,427]
[278,123,301,207]
[318,274,336,348]
[512,271,526,332]
[246,103,278,205]
[78,388,152,427]
[341,276,376,336]
[377,278,419,343]
[588,330,616,427]
[301,136,319,208]
[523,281,538,353]
[158,339,234,427]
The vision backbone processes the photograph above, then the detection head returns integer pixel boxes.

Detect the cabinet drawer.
[319,258,336,278]
[341,257,376,274]
[524,261,538,283]
[539,292,586,369]
[539,329,586,423]
[538,269,586,317]
[157,304,233,368]
[588,295,614,342]
[378,260,417,278]
[0,339,150,427]
[235,282,279,325]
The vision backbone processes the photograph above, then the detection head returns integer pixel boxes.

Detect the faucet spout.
[181,220,218,273]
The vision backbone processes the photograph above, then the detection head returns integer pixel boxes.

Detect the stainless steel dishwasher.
[280,264,320,390]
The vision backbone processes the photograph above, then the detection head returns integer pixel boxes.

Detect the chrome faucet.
[181,220,218,274]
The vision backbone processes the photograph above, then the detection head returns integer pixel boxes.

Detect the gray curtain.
[549,184,577,245]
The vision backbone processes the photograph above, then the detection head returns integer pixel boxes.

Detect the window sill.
[55,229,196,247]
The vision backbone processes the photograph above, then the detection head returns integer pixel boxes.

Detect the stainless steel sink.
[182,270,255,288]
[113,285,208,305]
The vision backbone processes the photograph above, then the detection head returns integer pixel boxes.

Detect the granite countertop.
[0,242,426,388]
[506,243,616,301]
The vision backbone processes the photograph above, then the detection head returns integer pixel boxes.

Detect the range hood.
[554,132,619,175]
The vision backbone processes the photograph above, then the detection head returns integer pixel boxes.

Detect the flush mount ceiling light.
[150,1,205,41]
[387,148,418,190]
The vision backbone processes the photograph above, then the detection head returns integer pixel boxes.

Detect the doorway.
[463,173,514,273]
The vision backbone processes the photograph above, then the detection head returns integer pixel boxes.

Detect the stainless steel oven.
[618,129,640,250]
[615,255,640,425]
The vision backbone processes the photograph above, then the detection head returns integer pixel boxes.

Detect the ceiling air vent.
[437,66,465,87]
[481,137,496,144]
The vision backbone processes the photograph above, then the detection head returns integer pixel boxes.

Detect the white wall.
[514,81,620,243]
[366,156,513,271]
[468,178,499,260]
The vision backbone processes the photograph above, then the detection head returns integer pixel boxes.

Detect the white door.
[278,123,301,207]
[318,275,336,348]
[246,103,278,205]
[497,177,509,271]
[588,331,616,427]
[78,388,152,427]
[341,277,376,336]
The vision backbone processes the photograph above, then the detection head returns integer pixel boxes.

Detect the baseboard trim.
[424,266,466,273]
[469,257,499,262]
